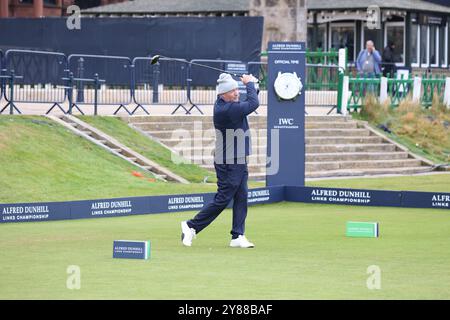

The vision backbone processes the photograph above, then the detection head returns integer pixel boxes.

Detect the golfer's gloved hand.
[240,74,259,85]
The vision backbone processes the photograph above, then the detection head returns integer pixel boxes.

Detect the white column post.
[341,75,349,116]
[379,77,388,104]
[443,77,450,108]
[338,48,347,72]
[412,76,422,103]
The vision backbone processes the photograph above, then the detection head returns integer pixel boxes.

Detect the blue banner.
[285,186,403,207]
[402,191,450,210]
[2,186,449,224]
[0,186,285,224]
[70,196,151,220]
[0,201,70,223]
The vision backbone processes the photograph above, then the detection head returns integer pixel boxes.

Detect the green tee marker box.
[113,240,151,260]
[346,221,379,238]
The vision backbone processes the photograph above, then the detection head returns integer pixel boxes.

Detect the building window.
[420,25,429,66]
[439,23,448,67]
[363,27,379,51]
[307,24,326,50]
[411,23,420,66]
[44,0,57,4]
[330,23,355,62]
[385,22,405,65]
[430,25,439,66]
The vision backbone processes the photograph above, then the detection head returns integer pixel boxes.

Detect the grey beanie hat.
[216,73,238,95]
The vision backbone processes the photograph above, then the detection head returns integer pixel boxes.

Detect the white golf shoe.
[230,235,255,248]
[181,221,196,247]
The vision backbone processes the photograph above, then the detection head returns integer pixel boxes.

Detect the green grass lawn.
[78,116,217,183]
[307,173,450,193]
[1,115,450,299]
[1,115,448,204]
[1,202,449,299]
[0,116,222,203]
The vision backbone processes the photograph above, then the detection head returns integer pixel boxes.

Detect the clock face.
[273,72,303,100]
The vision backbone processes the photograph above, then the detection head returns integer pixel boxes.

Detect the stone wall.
[249,0,307,51]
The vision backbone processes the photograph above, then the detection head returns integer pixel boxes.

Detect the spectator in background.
[382,41,397,77]
[356,40,382,94]
[356,40,382,78]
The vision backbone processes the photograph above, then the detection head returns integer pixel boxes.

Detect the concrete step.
[305,136,383,144]
[305,121,358,129]
[202,163,266,173]
[126,115,352,124]
[183,154,264,164]
[141,128,371,141]
[305,115,352,122]
[306,152,409,161]
[174,144,268,153]
[124,115,430,180]
[134,120,359,132]
[148,129,374,142]
[181,152,410,165]
[134,121,267,131]
[305,129,371,137]
[306,143,397,153]
[144,129,268,140]
[248,172,267,180]
[126,115,267,124]
[305,159,423,171]
[174,143,398,155]
[174,146,401,160]
[306,166,433,178]
[159,136,268,147]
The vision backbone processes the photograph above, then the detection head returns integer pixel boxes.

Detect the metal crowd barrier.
[0,50,339,116]
[1,49,68,114]
[133,56,189,114]
[68,54,133,115]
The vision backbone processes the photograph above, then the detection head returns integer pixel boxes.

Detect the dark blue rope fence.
[0,49,261,116]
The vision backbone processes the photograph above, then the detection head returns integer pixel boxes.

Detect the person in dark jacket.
[181,73,260,248]
[382,42,397,77]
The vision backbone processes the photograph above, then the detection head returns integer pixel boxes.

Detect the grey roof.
[83,0,450,15]
[309,0,450,14]
[83,0,251,14]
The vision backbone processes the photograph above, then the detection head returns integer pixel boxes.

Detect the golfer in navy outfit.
[181,73,260,248]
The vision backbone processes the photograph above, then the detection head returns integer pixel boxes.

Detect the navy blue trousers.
[187,162,248,239]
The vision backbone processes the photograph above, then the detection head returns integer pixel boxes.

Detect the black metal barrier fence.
[0,49,339,115]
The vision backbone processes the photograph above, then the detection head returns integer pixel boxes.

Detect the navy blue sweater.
[213,82,260,164]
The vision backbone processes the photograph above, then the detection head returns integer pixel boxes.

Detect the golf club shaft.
[156,55,258,80]
[187,61,260,82]
[188,61,237,77]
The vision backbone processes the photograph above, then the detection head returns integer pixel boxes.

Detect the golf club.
[150,54,260,82]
